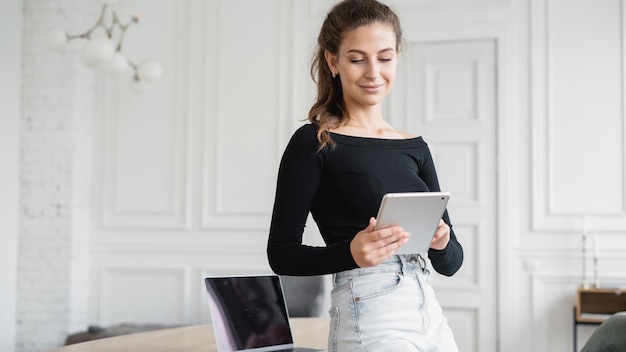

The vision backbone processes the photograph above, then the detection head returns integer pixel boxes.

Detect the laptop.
[204,275,325,352]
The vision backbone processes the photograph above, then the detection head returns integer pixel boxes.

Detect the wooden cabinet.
[576,287,626,323]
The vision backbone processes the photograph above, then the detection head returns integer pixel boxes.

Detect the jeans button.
[409,256,418,264]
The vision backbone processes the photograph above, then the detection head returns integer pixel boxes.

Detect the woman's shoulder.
[293,123,318,137]
[294,122,318,134]
[291,123,317,141]
[289,123,321,145]
[286,123,320,150]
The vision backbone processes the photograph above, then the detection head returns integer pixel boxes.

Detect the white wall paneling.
[292,0,334,134]
[97,266,191,326]
[18,0,626,350]
[88,0,295,331]
[377,17,522,352]
[391,35,498,352]
[530,274,581,352]
[200,0,291,230]
[445,308,479,352]
[430,225,479,289]
[531,0,626,232]
[433,143,479,203]
[98,0,191,229]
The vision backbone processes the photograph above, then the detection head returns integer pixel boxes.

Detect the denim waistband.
[333,254,428,286]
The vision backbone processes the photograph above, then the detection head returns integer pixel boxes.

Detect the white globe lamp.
[107,52,129,73]
[137,60,163,83]
[80,37,115,67]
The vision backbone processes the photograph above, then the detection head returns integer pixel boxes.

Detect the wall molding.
[98,0,192,230]
[530,0,626,232]
[200,0,290,230]
[97,265,191,325]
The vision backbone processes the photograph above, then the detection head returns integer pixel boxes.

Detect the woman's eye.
[379,58,392,62]
[350,59,365,63]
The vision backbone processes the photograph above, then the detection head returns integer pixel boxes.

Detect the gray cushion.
[280,275,325,317]
[581,312,626,352]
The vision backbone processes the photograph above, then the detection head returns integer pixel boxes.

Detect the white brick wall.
[18,0,95,350]
[0,0,22,350]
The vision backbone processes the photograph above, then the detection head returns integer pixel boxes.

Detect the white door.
[387,40,498,352]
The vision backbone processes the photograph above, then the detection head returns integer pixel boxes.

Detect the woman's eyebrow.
[345,47,396,55]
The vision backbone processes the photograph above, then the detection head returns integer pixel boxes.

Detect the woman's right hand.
[350,217,410,267]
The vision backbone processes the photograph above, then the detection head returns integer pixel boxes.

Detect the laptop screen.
[205,275,295,351]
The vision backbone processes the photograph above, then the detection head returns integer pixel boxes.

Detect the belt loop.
[417,254,426,269]
[398,254,407,276]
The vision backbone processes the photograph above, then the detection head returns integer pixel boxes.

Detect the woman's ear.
[324,50,338,76]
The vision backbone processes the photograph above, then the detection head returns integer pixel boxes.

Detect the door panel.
[390,40,498,352]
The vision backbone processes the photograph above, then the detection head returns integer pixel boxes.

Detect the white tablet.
[374,192,450,255]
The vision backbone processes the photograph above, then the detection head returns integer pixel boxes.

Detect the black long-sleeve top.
[267,123,463,276]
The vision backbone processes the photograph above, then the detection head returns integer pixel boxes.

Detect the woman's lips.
[360,84,383,93]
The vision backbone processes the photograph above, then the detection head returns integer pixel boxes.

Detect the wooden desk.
[48,318,330,352]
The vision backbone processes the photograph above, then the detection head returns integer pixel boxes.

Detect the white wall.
[17,1,94,350]
[0,0,22,350]
[500,1,626,350]
[13,0,626,351]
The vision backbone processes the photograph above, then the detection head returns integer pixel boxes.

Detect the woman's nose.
[364,61,380,78]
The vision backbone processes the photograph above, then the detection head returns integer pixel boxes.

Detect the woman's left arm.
[419,147,464,276]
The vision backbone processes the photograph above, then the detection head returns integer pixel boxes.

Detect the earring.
[332,71,337,78]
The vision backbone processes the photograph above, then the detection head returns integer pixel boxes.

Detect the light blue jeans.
[328,254,459,352]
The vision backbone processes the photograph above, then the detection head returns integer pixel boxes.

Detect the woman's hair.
[308,0,402,149]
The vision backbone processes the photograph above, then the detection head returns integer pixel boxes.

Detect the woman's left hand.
[430,219,450,250]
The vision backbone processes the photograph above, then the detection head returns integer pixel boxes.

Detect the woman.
[267,0,463,351]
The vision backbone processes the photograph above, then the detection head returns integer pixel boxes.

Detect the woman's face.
[325,22,398,112]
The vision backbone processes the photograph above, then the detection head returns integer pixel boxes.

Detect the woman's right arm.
[267,125,357,276]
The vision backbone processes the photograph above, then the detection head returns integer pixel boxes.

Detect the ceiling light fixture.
[46,0,162,93]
